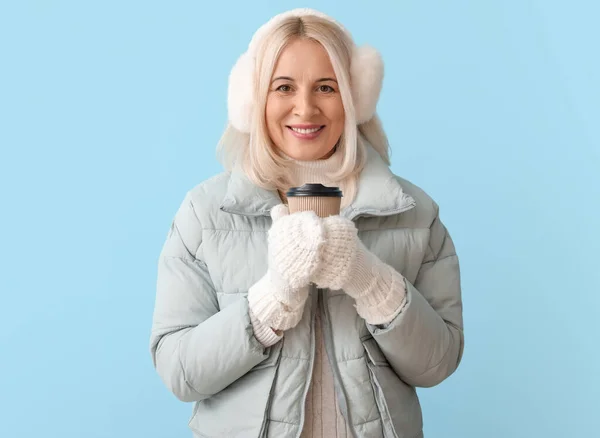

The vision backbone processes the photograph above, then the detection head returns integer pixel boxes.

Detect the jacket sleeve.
[367,201,464,388]
[149,192,274,403]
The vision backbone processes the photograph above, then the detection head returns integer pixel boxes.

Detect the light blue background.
[1,1,598,437]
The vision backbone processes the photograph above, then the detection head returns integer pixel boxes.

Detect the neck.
[277,146,348,204]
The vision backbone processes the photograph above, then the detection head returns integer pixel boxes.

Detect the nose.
[293,88,319,118]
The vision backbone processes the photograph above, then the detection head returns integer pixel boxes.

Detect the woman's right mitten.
[268,207,326,290]
[248,205,326,332]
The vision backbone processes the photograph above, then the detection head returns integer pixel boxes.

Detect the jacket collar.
[219,143,416,221]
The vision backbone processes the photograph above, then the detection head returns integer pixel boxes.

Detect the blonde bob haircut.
[217,13,391,208]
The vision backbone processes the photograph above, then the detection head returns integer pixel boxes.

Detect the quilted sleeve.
[367,201,464,388]
[149,191,274,402]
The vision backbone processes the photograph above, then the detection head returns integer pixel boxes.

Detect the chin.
[282,144,333,161]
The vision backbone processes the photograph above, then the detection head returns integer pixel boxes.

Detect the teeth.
[291,126,321,134]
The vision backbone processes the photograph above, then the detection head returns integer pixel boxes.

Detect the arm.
[247,205,324,344]
[250,308,283,346]
[313,202,464,388]
[149,192,275,403]
[365,203,464,388]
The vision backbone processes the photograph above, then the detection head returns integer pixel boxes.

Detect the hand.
[311,214,360,292]
[267,204,326,291]
[247,204,326,331]
[310,214,408,326]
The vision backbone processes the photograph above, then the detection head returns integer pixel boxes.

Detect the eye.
[276,84,292,92]
[318,85,335,93]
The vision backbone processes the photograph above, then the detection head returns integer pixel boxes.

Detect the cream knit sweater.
[248,147,408,437]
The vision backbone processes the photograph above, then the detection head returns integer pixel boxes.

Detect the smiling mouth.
[286,125,326,140]
[286,125,325,134]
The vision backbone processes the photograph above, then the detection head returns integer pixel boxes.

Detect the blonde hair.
[216,14,391,207]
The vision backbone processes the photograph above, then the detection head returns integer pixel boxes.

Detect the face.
[265,38,345,161]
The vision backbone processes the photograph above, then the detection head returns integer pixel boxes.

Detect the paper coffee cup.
[286,183,342,218]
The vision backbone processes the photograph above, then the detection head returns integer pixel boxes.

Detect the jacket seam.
[280,355,309,361]
[200,227,429,233]
[188,196,202,227]
[205,228,268,233]
[420,251,457,267]
[162,255,208,268]
[268,416,382,428]
[176,336,211,398]
[268,418,299,426]
[405,321,459,381]
[280,354,366,363]
[353,416,384,427]
[339,356,366,363]
[267,416,383,427]
[359,226,428,234]
[187,197,205,257]
[428,225,449,260]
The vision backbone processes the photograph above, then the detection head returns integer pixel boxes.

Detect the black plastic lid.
[286,183,343,198]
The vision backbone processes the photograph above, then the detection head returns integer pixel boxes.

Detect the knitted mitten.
[268,207,326,290]
[312,215,407,325]
[248,204,326,332]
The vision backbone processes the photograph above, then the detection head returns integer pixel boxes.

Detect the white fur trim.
[351,45,384,124]
[227,52,254,133]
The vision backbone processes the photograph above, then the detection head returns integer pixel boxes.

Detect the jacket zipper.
[296,283,317,438]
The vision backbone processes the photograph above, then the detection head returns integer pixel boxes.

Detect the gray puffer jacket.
[150,144,464,438]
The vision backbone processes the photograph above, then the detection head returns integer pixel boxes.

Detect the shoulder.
[390,174,457,259]
[186,171,231,205]
[392,174,441,225]
[166,171,232,257]
[179,171,232,223]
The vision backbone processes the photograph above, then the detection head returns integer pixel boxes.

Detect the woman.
[150,8,464,438]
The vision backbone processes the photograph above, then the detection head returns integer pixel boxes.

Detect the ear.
[351,45,384,124]
[270,203,290,222]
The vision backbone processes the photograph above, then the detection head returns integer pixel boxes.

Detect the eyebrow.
[271,76,338,83]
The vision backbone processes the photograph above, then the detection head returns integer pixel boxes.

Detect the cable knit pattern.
[312,215,408,325]
[312,215,359,291]
[346,239,408,324]
[277,147,353,209]
[248,209,325,332]
[268,210,326,290]
[300,307,351,438]
[248,270,311,331]
[249,307,283,347]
